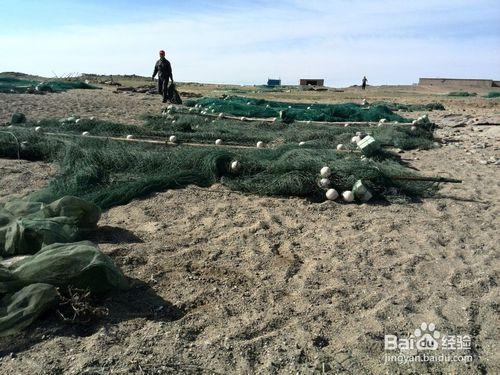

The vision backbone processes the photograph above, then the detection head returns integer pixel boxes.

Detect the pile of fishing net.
[370,101,445,112]
[0,128,442,210]
[484,91,500,98]
[185,96,411,123]
[447,91,477,97]
[0,196,128,336]
[0,76,97,94]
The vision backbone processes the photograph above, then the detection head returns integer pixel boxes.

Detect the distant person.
[362,76,368,90]
[152,50,174,103]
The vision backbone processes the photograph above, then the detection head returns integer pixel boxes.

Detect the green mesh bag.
[6,241,128,295]
[0,283,58,337]
[3,216,79,256]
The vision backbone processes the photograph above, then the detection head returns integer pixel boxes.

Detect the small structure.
[267,78,281,87]
[419,78,500,88]
[300,79,324,87]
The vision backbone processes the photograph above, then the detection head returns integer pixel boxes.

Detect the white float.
[230,160,241,172]
[215,139,223,145]
[326,189,339,200]
[169,135,177,143]
[320,166,331,177]
[342,191,354,202]
[256,141,264,148]
[319,178,330,188]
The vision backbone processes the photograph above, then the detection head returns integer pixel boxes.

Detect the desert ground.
[0,79,499,374]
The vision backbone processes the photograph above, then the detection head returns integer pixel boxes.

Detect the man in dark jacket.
[361,76,368,90]
[152,50,173,103]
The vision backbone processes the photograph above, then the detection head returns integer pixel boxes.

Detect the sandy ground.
[0,84,499,374]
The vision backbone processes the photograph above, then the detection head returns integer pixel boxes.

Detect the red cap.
[159,50,165,56]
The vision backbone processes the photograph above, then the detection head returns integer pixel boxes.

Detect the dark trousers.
[158,77,170,102]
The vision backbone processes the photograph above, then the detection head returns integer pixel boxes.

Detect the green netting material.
[0,195,126,336]
[370,101,445,112]
[484,91,500,98]
[0,76,97,94]
[8,113,436,151]
[185,96,412,123]
[447,91,477,97]
[1,130,438,210]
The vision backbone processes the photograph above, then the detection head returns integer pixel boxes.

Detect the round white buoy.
[411,120,417,125]
[75,118,81,124]
[320,166,331,177]
[336,144,344,150]
[272,117,277,123]
[344,123,350,127]
[167,105,174,110]
[126,135,134,140]
[169,135,177,143]
[256,141,264,148]
[35,126,42,132]
[230,160,241,172]
[326,188,339,200]
[379,118,387,124]
[411,126,417,132]
[288,106,292,109]
[299,141,306,146]
[82,131,90,137]
[90,116,95,121]
[241,117,246,121]
[307,106,311,110]
[266,104,270,108]
[218,113,224,119]
[189,108,195,113]
[351,136,361,144]
[394,121,398,125]
[172,120,176,124]
[306,120,312,125]
[342,191,354,202]
[247,102,251,105]
[215,139,223,146]
[319,178,330,188]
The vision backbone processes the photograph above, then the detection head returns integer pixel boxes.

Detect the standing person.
[362,76,368,90]
[152,50,174,103]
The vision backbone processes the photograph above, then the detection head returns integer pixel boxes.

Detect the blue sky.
[0,0,499,86]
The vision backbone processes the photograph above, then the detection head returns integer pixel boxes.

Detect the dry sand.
[0,84,499,374]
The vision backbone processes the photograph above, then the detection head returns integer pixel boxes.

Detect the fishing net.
[447,91,477,97]
[0,76,97,94]
[370,101,445,112]
[185,96,411,123]
[0,194,127,336]
[9,112,436,151]
[484,91,500,98]
[0,129,439,210]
